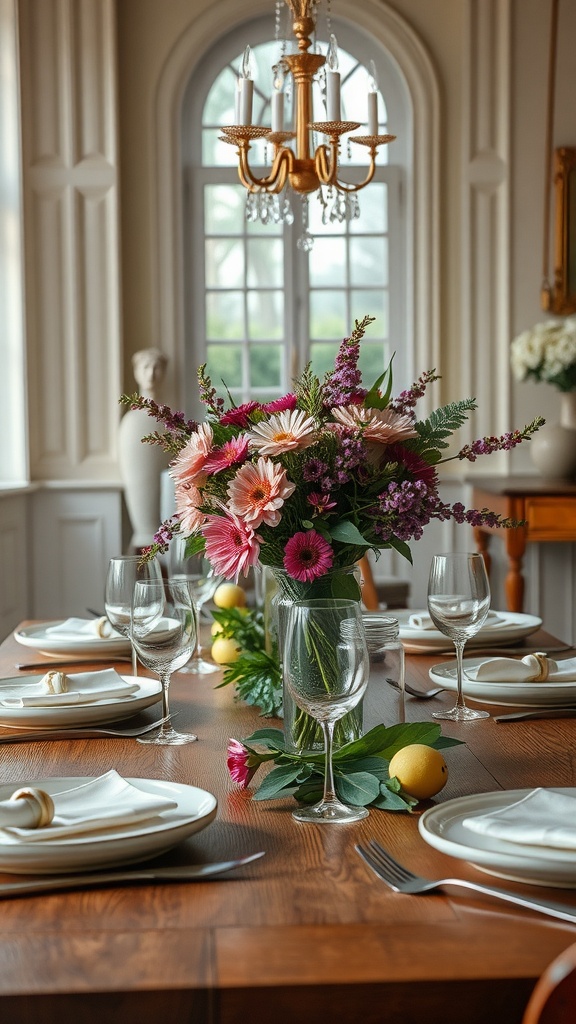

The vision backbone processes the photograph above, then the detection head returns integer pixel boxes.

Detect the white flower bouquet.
[510,317,576,392]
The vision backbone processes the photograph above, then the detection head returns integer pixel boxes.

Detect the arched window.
[182,15,412,419]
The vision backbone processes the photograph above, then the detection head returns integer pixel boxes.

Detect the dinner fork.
[355,840,576,924]
[0,714,176,744]
[386,677,444,699]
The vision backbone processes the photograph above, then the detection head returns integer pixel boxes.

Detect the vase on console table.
[529,392,576,481]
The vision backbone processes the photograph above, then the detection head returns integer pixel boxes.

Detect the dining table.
[0,622,575,1024]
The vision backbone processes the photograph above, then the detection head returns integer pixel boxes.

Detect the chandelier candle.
[238,46,253,125]
[326,34,341,121]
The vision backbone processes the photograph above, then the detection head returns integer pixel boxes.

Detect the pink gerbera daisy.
[227,456,295,528]
[220,401,260,428]
[331,405,417,444]
[202,435,250,474]
[248,409,317,455]
[174,482,205,534]
[226,738,257,788]
[202,509,260,580]
[261,393,298,414]
[283,530,334,582]
[169,422,213,487]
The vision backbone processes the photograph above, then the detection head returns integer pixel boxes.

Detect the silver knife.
[495,707,576,722]
[0,851,265,898]
[16,659,132,670]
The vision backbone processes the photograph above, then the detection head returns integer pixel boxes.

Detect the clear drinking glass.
[168,536,223,674]
[283,598,369,823]
[130,577,197,745]
[104,555,163,676]
[427,552,491,722]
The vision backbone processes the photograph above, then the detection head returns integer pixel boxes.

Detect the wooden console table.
[470,476,576,612]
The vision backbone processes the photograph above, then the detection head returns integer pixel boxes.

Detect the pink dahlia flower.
[227,456,295,528]
[202,435,250,475]
[226,739,257,788]
[202,509,260,580]
[220,401,260,428]
[169,422,213,486]
[174,482,205,534]
[248,409,317,456]
[306,491,337,516]
[283,530,334,582]
[331,405,417,444]
[261,393,298,414]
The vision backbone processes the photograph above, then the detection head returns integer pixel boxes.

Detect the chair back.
[522,943,576,1024]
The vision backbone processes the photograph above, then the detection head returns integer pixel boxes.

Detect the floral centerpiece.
[510,316,576,392]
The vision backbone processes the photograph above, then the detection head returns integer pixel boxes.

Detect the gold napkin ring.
[532,652,550,682]
[11,787,55,828]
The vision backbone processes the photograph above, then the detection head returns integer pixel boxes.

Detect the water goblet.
[168,536,223,674]
[283,598,369,823]
[130,577,198,745]
[427,552,491,721]
[104,555,163,676]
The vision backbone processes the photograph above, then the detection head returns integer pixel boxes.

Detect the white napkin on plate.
[462,788,576,850]
[0,770,177,842]
[469,654,576,683]
[45,617,119,639]
[0,669,139,707]
[408,610,505,630]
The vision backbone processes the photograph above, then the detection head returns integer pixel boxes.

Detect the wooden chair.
[522,943,576,1023]
[357,555,410,611]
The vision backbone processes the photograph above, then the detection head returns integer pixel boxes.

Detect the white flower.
[510,317,576,390]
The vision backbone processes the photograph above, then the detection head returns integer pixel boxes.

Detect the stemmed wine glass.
[427,552,491,721]
[168,536,223,674]
[283,598,369,823]
[105,555,163,676]
[129,577,197,745]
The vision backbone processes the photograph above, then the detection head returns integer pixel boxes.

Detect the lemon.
[388,744,448,800]
[213,583,247,609]
[211,636,242,665]
[211,620,224,637]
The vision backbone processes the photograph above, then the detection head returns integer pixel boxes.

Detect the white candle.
[367,91,378,135]
[272,90,284,133]
[327,71,341,122]
[239,78,253,125]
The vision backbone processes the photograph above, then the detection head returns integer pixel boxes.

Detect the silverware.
[0,852,265,899]
[16,658,132,670]
[356,840,576,925]
[386,677,444,699]
[495,707,576,722]
[0,715,175,743]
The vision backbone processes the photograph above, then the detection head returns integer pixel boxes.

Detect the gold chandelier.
[220,0,395,209]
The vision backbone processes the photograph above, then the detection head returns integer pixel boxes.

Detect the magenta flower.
[220,402,260,428]
[202,509,261,580]
[283,530,334,582]
[203,435,250,474]
[306,492,337,516]
[226,739,257,788]
[261,393,298,414]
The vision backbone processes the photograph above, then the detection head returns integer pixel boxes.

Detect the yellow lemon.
[388,744,448,800]
[211,620,224,637]
[211,637,242,665]
[213,583,247,609]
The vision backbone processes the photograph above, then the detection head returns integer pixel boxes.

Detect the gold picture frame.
[546,147,576,315]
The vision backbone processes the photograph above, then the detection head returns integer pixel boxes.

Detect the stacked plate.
[14,620,131,659]
[428,656,576,708]
[396,610,542,652]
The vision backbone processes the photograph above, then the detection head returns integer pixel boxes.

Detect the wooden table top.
[0,625,575,1024]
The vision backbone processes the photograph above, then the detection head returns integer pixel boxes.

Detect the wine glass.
[427,552,491,722]
[283,598,370,824]
[104,555,163,676]
[129,577,197,745]
[168,536,223,674]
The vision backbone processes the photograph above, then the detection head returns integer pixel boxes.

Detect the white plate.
[396,610,542,649]
[0,777,217,873]
[428,657,576,707]
[419,789,576,887]
[14,621,131,658]
[0,676,161,728]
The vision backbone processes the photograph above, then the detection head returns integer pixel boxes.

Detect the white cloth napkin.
[462,788,576,850]
[408,610,505,630]
[45,617,119,639]
[0,669,139,707]
[469,654,576,683]
[0,771,177,842]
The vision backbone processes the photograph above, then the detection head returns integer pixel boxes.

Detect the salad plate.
[0,675,161,728]
[14,621,131,658]
[428,657,576,707]
[396,610,542,649]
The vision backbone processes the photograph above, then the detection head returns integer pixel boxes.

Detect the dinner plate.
[0,777,217,873]
[419,789,576,887]
[0,675,161,728]
[396,610,542,649]
[428,657,576,707]
[14,621,131,658]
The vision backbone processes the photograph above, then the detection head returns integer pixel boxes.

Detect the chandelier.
[220,0,395,242]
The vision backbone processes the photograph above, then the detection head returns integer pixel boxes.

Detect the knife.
[16,659,132,671]
[495,707,576,722]
[0,851,265,899]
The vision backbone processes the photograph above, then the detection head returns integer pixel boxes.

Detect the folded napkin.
[462,788,576,850]
[408,610,505,630]
[45,617,119,640]
[0,669,139,707]
[0,770,177,842]
[469,654,576,683]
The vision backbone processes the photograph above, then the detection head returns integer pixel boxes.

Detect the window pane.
[205,186,245,234]
[309,237,347,287]
[310,290,347,339]
[206,343,243,388]
[351,289,388,336]
[350,183,387,233]
[350,236,387,287]
[308,199,346,236]
[204,66,236,125]
[247,290,283,339]
[202,129,237,167]
[310,342,340,378]
[247,238,283,287]
[206,291,244,339]
[358,342,389,385]
[206,238,245,288]
[249,344,282,388]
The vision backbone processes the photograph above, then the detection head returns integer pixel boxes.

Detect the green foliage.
[213,608,283,717]
[413,399,477,459]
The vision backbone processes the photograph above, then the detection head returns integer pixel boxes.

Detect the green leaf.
[329,521,372,548]
[252,763,304,800]
[387,537,413,564]
[301,519,314,529]
[371,784,417,812]
[242,728,286,750]
[336,756,390,781]
[335,771,381,806]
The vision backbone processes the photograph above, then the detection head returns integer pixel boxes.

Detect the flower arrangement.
[510,316,576,392]
[123,314,543,578]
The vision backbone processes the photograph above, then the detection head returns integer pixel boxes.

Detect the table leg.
[473,527,492,577]
[504,526,527,614]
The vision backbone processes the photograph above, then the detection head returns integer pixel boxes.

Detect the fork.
[355,840,576,924]
[386,677,444,699]
[0,714,176,744]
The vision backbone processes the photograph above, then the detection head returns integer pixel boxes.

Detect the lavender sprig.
[451,416,545,463]
[389,370,440,415]
[322,315,375,408]
[120,393,197,436]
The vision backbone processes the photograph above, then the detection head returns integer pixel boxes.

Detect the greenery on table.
[212,607,282,717]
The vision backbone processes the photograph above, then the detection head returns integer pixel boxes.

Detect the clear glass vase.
[266,565,364,754]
